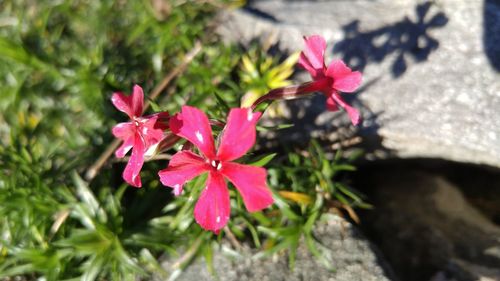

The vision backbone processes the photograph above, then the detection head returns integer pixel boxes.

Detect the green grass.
[0,1,368,280]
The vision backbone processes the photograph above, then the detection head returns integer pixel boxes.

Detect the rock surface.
[217,0,500,167]
[355,161,500,281]
[159,216,395,281]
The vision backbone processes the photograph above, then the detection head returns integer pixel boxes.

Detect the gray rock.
[356,163,500,281]
[159,216,395,281]
[217,0,500,167]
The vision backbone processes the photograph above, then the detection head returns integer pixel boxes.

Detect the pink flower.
[158,106,274,233]
[112,85,168,187]
[298,35,362,125]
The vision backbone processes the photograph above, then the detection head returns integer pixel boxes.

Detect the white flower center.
[210,160,222,171]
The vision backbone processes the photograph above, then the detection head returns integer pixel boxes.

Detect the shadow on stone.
[259,75,391,161]
[242,4,279,23]
[484,0,500,71]
[354,159,500,281]
[334,1,448,78]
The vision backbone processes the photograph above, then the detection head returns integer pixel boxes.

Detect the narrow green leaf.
[213,91,230,112]
[72,172,99,217]
[248,153,277,167]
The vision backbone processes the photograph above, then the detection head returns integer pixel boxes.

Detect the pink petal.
[111,92,134,119]
[150,112,170,131]
[169,106,216,159]
[112,122,135,158]
[140,116,166,147]
[330,93,361,125]
[220,162,274,212]
[115,136,135,158]
[333,71,362,93]
[111,85,144,119]
[326,60,362,93]
[131,85,144,117]
[302,35,327,71]
[325,95,339,112]
[194,172,230,233]
[158,151,209,196]
[298,52,321,79]
[325,59,350,77]
[112,122,135,139]
[122,135,145,187]
[217,108,261,162]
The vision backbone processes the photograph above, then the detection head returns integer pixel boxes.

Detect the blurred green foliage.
[0,0,368,280]
[239,48,299,108]
[0,0,241,279]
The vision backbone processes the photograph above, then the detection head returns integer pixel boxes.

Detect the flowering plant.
[1,1,373,278]
[111,35,363,233]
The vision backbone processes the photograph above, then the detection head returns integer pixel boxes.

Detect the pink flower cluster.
[111,85,169,187]
[110,35,362,233]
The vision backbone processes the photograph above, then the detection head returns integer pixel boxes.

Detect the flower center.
[324,76,334,87]
[133,116,143,127]
[210,159,222,171]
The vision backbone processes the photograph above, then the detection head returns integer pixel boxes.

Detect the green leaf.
[213,91,230,112]
[332,164,356,172]
[256,123,293,132]
[304,233,334,271]
[303,210,319,234]
[148,99,162,112]
[273,196,301,222]
[336,183,363,203]
[242,218,261,248]
[248,153,277,167]
[72,172,100,218]
[139,248,168,278]
[203,242,215,276]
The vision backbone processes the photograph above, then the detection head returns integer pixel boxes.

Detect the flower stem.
[250,80,326,111]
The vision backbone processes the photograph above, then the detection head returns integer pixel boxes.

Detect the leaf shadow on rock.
[334,1,448,78]
[242,4,279,23]
[484,0,500,71]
